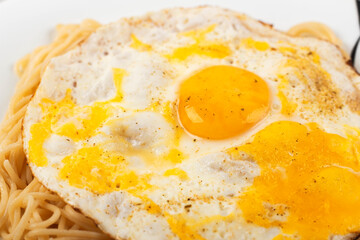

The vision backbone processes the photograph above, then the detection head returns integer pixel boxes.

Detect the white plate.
[0,0,358,120]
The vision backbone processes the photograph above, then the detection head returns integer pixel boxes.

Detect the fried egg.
[23,6,360,240]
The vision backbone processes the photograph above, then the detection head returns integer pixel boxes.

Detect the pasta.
[0,19,110,240]
[0,17,347,240]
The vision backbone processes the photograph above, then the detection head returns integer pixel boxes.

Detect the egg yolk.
[232,121,360,239]
[178,65,270,139]
[168,24,231,61]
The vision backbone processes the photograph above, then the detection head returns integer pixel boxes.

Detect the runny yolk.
[232,121,360,239]
[178,65,270,140]
[168,24,231,61]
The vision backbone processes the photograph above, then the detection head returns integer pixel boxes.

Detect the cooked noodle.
[0,19,110,240]
[0,18,348,239]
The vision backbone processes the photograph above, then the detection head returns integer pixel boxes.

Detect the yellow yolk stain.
[163,148,185,164]
[178,65,270,139]
[29,118,51,166]
[276,74,297,116]
[130,34,152,52]
[29,68,128,166]
[164,168,189,180]
[56,104,108,141]
[104,118,185,168]
[112,68,127,101]
[59,146,151,194]
[272,235,293,240]
[240,38,270,51]
[344,125,360,140]
[183,24,216,39]
[169,24,231,60]
[278,91,297,116]
[278,46,297,54]
[146,101,183,158]
[164,211,235,240]
[157,101,183,146]
[28,90,109,166]
[230,121,360,239]
[311,51,321,64]
[165,214,207,240]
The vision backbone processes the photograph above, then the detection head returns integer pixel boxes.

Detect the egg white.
[23,6,360,240]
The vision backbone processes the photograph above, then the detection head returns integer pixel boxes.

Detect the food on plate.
[2,6,360,240]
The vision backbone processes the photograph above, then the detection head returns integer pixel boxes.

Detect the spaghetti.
[0,19,110,240]
[0,18,347,240]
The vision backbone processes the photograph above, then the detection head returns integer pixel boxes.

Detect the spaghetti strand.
[0,20,109,240]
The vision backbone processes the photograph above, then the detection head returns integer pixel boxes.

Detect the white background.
[0,0,358,120]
